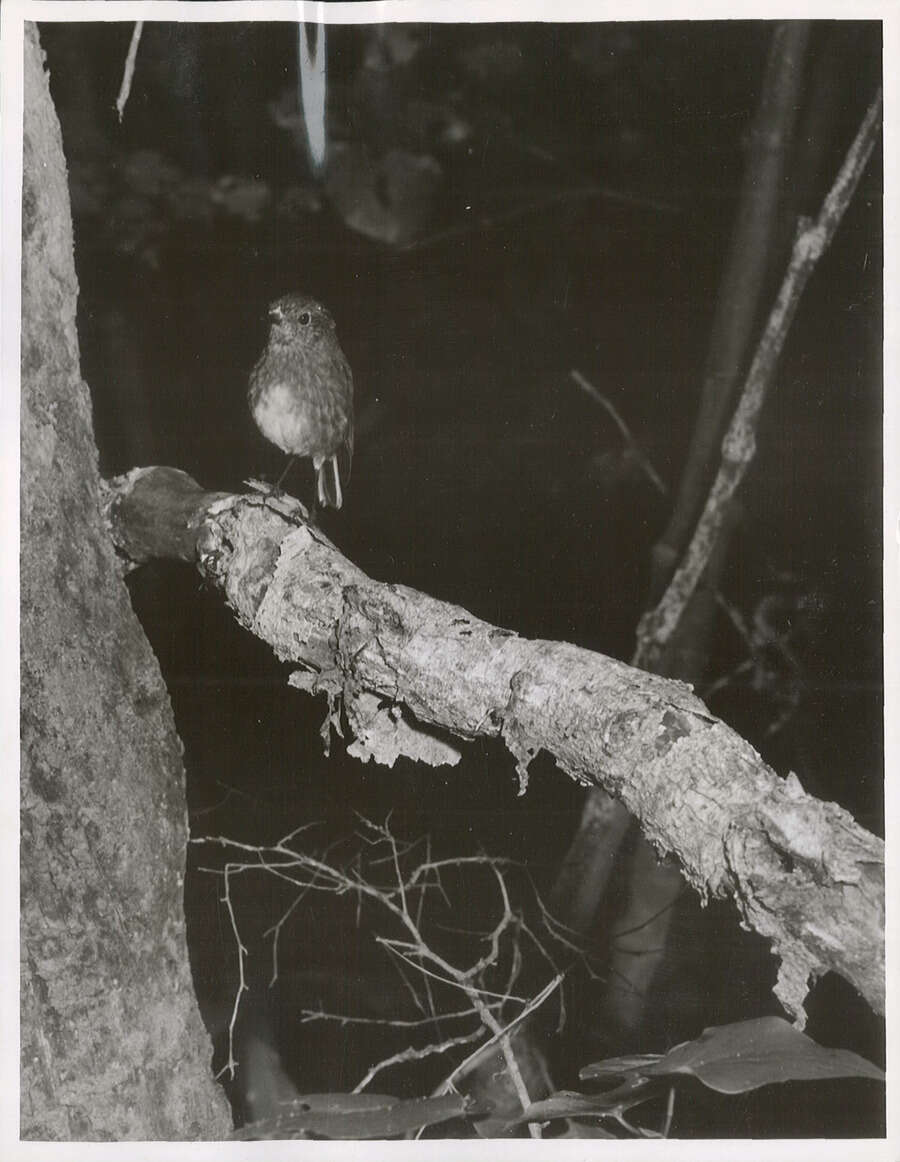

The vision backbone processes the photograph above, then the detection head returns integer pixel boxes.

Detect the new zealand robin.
[248,294,354,509]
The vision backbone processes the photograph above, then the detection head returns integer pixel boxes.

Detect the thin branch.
[570,368,668,496]
[375,941,527,1006]
[353,1028,485,1095]
[197,814,570,1131]
[648,22,812,596]
[434,973,565,1095]
[300,1002,500,1029]
[115,21,143,122]
[215,864,249,1080]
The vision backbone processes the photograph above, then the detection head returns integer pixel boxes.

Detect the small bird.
[248,294,354,510]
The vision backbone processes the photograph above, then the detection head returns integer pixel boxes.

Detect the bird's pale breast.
[249,341,351,458]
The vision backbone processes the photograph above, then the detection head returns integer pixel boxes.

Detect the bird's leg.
[328,456,343,509]
[275,455,297,491]
[308,461,319,526]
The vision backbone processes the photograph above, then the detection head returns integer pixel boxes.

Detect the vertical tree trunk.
[20,22,231,1139]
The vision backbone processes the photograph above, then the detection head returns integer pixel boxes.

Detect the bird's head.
[267,294,335,341]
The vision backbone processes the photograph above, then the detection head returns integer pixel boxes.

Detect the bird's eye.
[298,311,311,325]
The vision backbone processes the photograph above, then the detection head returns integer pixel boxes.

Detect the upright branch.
[648,21,811,597]
[634,86,882,672]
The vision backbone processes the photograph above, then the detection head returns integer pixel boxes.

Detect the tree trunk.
[20,23,231,1139]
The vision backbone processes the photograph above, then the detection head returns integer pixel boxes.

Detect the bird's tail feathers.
[317,455,343,509]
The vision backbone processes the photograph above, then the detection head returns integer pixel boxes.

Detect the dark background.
[40,19,883,1137]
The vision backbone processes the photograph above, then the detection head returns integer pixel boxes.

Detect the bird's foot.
[245,479,313,524]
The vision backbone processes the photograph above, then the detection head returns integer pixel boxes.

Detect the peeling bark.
[105,468,884,1023]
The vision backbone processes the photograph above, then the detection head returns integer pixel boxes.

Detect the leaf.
[580,1053,664,1081]
[233,1090,472,1140]
[515,1018,884,1131]
[513,1080,652,1126]
[555,1121,618,1138]
[581,1017,885,1095]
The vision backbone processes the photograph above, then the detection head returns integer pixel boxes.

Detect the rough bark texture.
[20,24,231,1139]
[105,468,884,1025]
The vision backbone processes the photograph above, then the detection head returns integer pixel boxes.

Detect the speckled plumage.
[248,294,354,509]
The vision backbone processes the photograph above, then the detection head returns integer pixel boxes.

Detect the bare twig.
[570,368,668,496]
[194,817,568,1124]
[115,21,144,122]
[434,972,565,1095]
[353,1028,485,1095]
[375,942,526,1005]
[300,1002,500,1029]
[215,863,249,1080]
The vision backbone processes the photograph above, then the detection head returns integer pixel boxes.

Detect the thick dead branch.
[103,466,883,1023]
